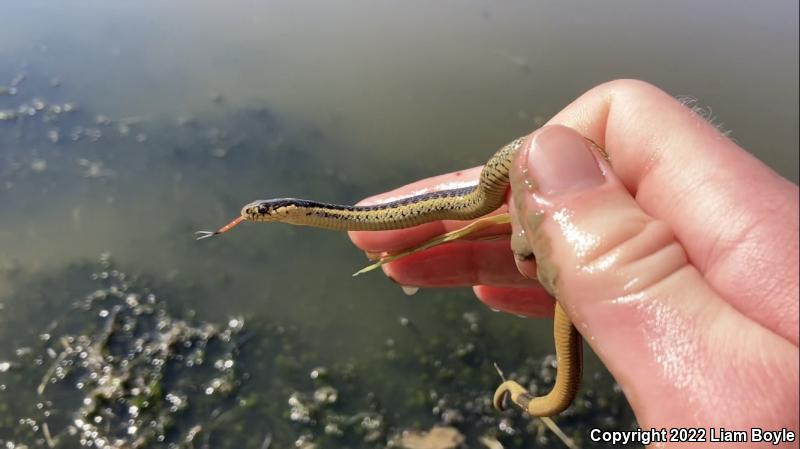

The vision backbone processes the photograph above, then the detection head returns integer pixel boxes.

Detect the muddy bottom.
[0,255,635,449]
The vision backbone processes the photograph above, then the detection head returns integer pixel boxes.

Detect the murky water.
[0,1,797,447]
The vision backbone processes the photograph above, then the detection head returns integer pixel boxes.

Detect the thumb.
[510,125,797,430]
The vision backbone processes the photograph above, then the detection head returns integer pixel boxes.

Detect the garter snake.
[197,136,598,417]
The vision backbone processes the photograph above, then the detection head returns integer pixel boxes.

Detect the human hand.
[349,80,799,444]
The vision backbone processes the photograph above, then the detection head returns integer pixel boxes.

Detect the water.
[0,1,797,447]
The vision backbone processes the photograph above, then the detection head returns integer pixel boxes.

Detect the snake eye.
[257,203,270,215]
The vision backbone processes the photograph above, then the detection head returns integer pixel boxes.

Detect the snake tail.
[492,302,583,417]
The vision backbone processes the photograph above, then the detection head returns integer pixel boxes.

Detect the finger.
[472,285,554,317]
[514,124,798,431]
[546,79,799,345]
[381,239,538,288]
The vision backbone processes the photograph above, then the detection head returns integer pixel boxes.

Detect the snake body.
[239,138,523,231]
[493,303,583,416]
[221,137,583,417]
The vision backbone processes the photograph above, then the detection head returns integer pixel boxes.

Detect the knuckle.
[581,218,689,297]
[599,78,664,98]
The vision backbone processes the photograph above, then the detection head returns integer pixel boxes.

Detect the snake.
[196,136,587,417]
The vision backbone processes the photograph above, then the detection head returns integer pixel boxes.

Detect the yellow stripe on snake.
[197,136,598,417]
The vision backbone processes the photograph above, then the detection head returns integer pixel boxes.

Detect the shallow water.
[0,1,797,447]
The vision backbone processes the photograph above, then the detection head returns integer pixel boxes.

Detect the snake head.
[241,199,303,222]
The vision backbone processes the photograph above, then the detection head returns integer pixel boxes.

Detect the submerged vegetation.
[0,255,635,449]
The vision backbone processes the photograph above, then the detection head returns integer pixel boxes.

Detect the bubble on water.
[30,159,47,173]
[309,367,327,379]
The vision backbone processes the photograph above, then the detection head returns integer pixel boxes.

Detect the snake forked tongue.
[195,216,245,240]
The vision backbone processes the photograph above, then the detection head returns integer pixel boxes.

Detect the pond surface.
[0,1,797,448]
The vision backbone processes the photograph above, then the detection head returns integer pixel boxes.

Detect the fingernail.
[527,125,604,195]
